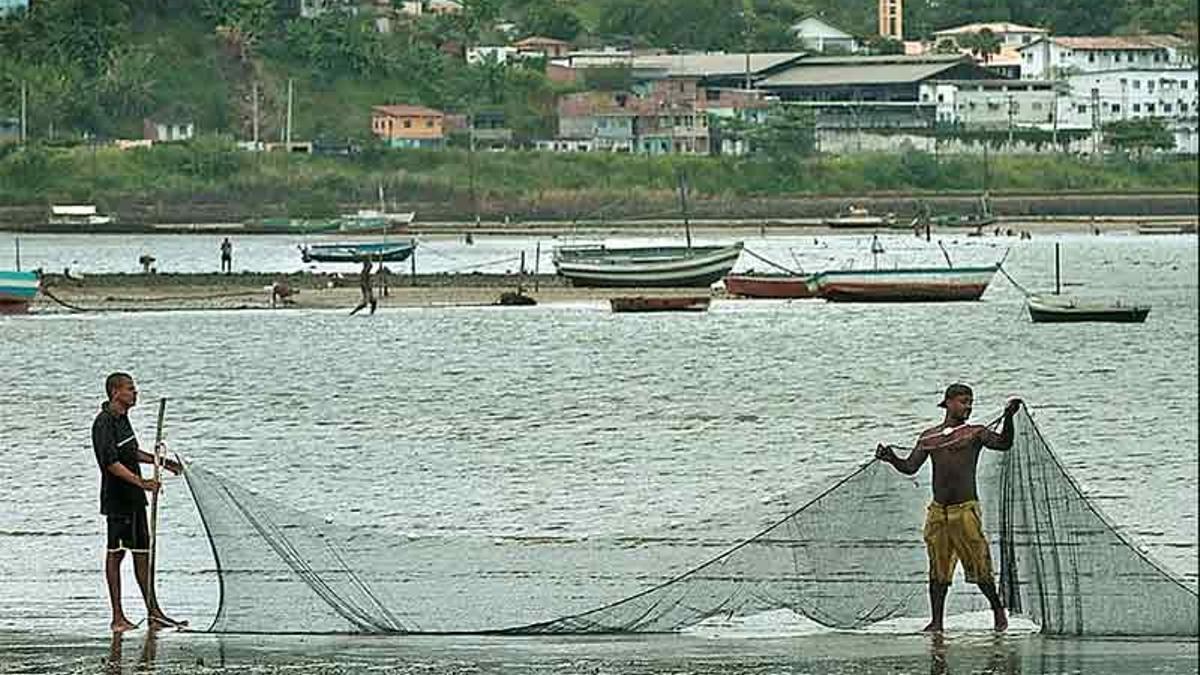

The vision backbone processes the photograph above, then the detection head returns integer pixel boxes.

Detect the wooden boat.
[1027,295,1150,323]
[928,194,996,230]
[723,273,815,299]
[1024,243,1151,323]
[552,243,743,288]
[808,265,999,302]
[300,240,417,263]
[335,209,415,232]
[610,296,711,313]
[1137,223,1197,235]
[0,270,39,314]
[48,205,114,227]
[822,205,896,229]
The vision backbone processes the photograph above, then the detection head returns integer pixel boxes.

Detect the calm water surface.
[0,232,1196,672]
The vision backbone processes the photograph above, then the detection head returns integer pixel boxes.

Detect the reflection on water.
[5,631,1196,675]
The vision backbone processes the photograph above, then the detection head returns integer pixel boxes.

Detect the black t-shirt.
[92,402,146,515]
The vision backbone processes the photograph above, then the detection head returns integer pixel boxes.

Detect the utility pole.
[1051,86,1059,147]
[19,80,27,146]
[1006,94,1015,146]
[1090,88,1100,156]
[252,80,259,146]
[285,78,294,146]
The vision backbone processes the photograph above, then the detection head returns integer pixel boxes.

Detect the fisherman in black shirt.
[92,372,185,632]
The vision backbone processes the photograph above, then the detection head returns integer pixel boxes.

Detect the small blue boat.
[0,270,40,314]
[300,240,417,264]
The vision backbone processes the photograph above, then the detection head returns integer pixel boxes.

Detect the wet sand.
[32,272,710,313]
[1,628,1195,675]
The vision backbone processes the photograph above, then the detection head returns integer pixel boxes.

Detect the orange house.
[371,105,446,148]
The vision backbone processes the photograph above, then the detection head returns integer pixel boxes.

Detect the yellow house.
[371,105,446,148]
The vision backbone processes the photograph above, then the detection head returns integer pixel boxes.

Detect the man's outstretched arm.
[876,442,929,475]
[981,398,1023,451]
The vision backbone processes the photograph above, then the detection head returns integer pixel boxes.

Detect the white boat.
[48,205,114,227]
[822,205,897,229]
[552,243,744,287]
[336,209,415,232]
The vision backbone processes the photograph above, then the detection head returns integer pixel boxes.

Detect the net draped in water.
[182,409,1197,636]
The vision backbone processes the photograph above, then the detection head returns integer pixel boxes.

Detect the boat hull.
[724,274,815,298]
[810,266,998,302]
[610,296,711,313]
[1027,297,1150,323]
[301,241,417,263]
[0,270,39,314]
[553,243,743,288]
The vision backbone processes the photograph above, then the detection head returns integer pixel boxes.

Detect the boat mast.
[677,169,692,249]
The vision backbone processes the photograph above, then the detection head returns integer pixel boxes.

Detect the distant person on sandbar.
[874,383,1022,633]
[350,259,377,315]
[219,237,233,274]
[91,372,185,632]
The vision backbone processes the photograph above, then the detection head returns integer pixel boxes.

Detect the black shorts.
[106,510,150,552]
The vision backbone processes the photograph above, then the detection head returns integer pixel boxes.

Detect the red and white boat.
[808,265,998,302]
[723,273,816,299]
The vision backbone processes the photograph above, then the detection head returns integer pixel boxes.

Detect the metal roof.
[630,52,806,78]
[759,58,975,87]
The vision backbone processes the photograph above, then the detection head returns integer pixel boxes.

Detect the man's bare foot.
[148,613,188,629]
[993,608,1008,632]
[922,622,944,633]
[111,618,137,633]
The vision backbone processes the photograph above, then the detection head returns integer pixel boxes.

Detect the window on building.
[1111,103,1120,113]
[1146,103,1156,113]
[1114,53,1121,62]
[1182,80,1189,89]
[1120,78,1127,87]
[988,102,1001,111]
[1133,80,1141,89]
[403,120,412,128]
[1077,104,1087,114]
[1148,80,1156,92]
[1088,53,1095,63]
[1164,103,1173,113]
[426,119,434,128]
[1022,35,1031,44]
[1133,103,1141,112]
[937,94,944,103]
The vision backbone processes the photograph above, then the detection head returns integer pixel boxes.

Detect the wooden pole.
[1054,242,1061,295]
[148,398,167,589]
[534,241,541,292]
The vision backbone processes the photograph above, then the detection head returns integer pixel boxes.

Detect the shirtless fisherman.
[875,383,1022,632]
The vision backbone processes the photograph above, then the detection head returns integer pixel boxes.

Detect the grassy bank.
[1,141,1197,223]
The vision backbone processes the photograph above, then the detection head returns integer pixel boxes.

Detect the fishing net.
[182,408,1197,636]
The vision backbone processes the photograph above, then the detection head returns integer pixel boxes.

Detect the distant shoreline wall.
[1,192,1196,232]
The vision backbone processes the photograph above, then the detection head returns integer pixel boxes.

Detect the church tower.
[878,0,903,40]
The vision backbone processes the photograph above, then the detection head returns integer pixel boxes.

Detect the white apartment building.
[1057,68,1199,152]
[920,80,1059,127]
[933,22,1048,49]
[1018,35,1192,79]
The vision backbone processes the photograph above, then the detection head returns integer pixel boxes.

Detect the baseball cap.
[938,383,973,408]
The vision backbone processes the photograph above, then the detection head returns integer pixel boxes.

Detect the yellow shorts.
[923,500,994,585]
